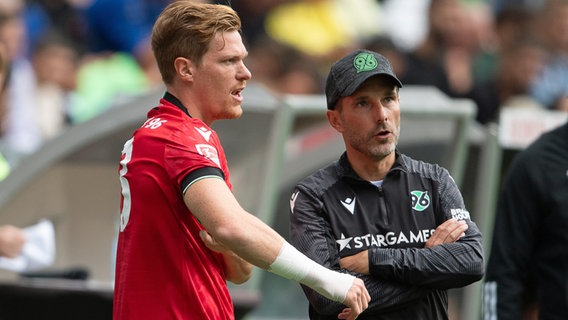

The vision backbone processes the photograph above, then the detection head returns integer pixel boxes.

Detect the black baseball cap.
[325,49,402,110]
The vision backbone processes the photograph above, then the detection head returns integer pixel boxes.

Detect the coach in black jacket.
[289,49,484,319]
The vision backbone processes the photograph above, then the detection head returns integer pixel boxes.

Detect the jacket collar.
[337,150,406,182]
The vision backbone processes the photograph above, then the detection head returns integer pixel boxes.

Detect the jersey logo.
[336,233,353,251]
[195,126,212,142]
[143,117,167,129]
[290,190,299,213]
[450,208,471,220]
[195,144,220,167]
[341,197,356,215]
[411,190,430,212]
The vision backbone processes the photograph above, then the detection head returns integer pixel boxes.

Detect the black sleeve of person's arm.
[483,150,541,320]
[180,166,225,194]
[290,187,430,316]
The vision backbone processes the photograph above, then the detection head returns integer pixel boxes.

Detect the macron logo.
[341,197,356,215]
[195,127,212,142]
[290,191,299,213]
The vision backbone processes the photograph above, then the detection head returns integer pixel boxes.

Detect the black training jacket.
[484,121,568,319]
[289,151,484,319]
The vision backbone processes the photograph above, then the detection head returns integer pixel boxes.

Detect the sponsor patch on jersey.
[410,190,430,212]
[450,208,471,220]
[195,144,220,167]
[336,229,435,251]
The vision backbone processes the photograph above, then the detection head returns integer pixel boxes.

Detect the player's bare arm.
[199,229,253,284]
[186,177,371,317]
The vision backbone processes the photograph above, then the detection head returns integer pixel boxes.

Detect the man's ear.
[326,109,343,132]
[174,57,193,81]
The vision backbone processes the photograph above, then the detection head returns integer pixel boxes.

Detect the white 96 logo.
[143,117,167,129]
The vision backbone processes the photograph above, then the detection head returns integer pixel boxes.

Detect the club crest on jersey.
[195,144,220,167]
[411,190,430,212]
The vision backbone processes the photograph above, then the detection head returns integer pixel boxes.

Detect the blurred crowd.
[0,0,567,173]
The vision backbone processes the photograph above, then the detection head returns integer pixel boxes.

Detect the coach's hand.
[338,277,370,320]
[425,218,468,248]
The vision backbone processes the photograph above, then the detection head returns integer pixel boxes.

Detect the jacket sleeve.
[483,151,540,320]
[368,168,485,289]
[289,187,430,316]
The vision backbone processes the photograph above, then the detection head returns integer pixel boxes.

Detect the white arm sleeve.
[267,241,355,303]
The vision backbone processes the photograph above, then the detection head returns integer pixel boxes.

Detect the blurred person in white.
[0,38,13,180]
[0,225,25,259]
[0,0,42,164]
[529,0,568,111]
[0,32,27,261]
[30,31,79,140]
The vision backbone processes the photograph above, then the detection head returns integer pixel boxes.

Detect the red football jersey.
[113,96,234,319]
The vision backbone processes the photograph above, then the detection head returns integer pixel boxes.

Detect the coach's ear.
[174,57,194,82]
[327,109,343,133]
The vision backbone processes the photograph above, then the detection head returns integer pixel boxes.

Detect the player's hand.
[200,229,230,253]
[200,230,253,284]
[425,218,468,248]
[338,278,370,320]
[0,225,26,258]
[340,250,370,275]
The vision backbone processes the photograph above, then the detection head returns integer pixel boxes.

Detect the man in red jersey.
[113,2,370,320]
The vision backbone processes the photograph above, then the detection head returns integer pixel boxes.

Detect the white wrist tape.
[268,242,355,302]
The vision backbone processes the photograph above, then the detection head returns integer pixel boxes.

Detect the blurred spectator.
[458,5,546,124]
[465,37,547,124]
[23,0,88,57]
[62,0,180,124]
[263,0,383,62]
[398,0,492,97]
[246,35,323,95]
[0,224,25,258]
[492,0,546,15]
[0,41,13,179]
[380,0,430,52]
[0,38,25,256]
[0,0,42,163]
[230,0,286,47]
[529,0,568,111]
[492,5,538,54]
[81,0,171,85]
[363,35,411,89]
[69,51,150,124]
[31,31,79,138]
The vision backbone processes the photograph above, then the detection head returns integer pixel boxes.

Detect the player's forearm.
[223,251,253,284]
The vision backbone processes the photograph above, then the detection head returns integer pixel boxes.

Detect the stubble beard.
[349,125,399,161]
